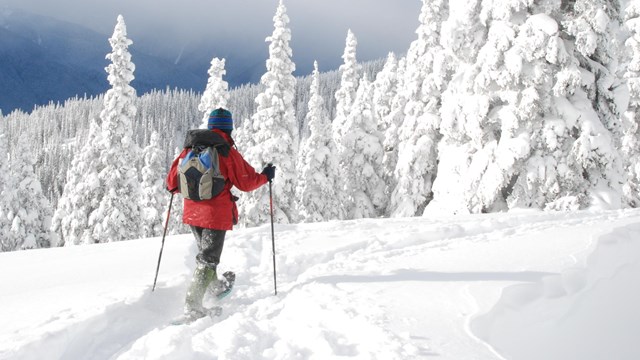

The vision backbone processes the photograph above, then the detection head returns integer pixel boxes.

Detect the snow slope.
[1,209,639,360]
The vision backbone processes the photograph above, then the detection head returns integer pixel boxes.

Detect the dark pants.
[190,226,226,269]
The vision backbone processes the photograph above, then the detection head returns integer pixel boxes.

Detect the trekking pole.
[268,164,277,296]
[152,192,175,292]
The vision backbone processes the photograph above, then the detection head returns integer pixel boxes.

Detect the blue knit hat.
[208,108,233,131]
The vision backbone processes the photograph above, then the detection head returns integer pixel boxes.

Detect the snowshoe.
[209,271,235,300]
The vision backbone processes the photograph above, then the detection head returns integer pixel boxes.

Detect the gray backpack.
[178,130,230,201]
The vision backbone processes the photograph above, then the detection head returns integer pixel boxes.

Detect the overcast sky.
[0,0,422,77]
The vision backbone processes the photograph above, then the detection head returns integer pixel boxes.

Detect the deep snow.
[1,209,639,359]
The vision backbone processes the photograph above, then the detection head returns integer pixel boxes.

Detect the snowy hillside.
[1,210,639,359]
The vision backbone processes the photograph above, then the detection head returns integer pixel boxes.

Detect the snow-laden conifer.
[554,0,624,209]
[339,77,386,218]
[140,132,168,237]
[503,12,581,211]
[0,133,20,251]
[380,56,407,206]
[372,53,399,127]
[389,0,449,217]
[622,1,640,206]
[331,29,362,218]
[198,57,229,128]
[413,1,485,215]
[332,29,361,151]
[431,1,552,213]
[51,120,103,245]
[372,53,400,207]
[88,15,143,242]
[431,1,624,213]
[8,134,54,249]
[296,61,344,222]
[0,133,8,250]
[242,0,298,226]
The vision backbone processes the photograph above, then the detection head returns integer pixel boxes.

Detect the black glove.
[261,164,276,182]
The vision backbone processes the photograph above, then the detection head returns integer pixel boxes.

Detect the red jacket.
[166,130,268,230]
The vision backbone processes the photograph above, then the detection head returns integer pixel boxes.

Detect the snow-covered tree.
[502,11,581,211]
[242,0,298,226]
[51,119,103,245]
[417,1,485,215]
[372,53,399,128]
[0,133,19,251]
[428,0,624,214]
[430,1,541,213]
[198,57,230,128]
[0,133,8,250]
[7,134,54,249]
[555,0,625,209]
[389,0,449,217]
[339,77,386,219]
[331,29,363,219]
[88,15,143,242]
[296,61,344,222]
[372,53,400,203]
[454,2,544,213]
[622,1,640,206]
[379,56,407,203]
[332,29,361,151]
[140,132,168,237]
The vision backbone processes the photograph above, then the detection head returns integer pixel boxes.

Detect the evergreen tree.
[372,53,399,127]
[554,0,624,209]
[51,119,103,245]
[430,0,623,213]
[390,0,449,217]
[622,1,640,206]
[332,29,361,151]
[456,1,543,213]
[8,134,54,249]
[424,0,486,214]
[198,57,230,128]
[500,7,603,211]
[140,132,168,237]
[431,1,531,213]
[296,61,344,222]
[88,15,143,242]
[340,77,386,218]
[242,0,298,226]
[372,52,400,209]
[0,133,19,251]
[332,29,361,218]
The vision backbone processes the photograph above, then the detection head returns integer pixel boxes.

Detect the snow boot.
[184,263,217,318]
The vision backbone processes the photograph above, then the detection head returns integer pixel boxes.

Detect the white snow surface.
[1,209,639,360]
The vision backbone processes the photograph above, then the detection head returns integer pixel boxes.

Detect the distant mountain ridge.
[0,8,207,113]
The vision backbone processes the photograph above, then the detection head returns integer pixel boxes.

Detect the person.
[166,107,275,319]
